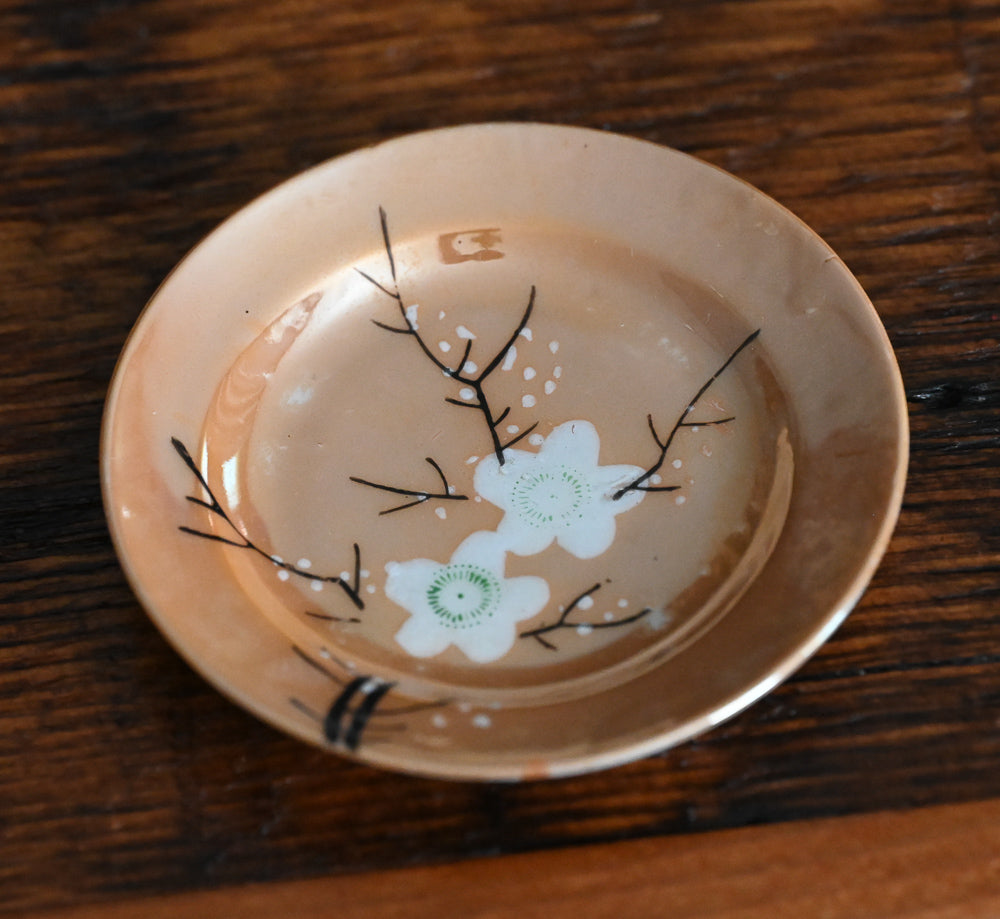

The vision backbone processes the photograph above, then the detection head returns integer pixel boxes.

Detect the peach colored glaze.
[209,225,789,696]
[101,124,907,779]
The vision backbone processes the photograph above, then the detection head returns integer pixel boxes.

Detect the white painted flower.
[385,531,549,663]
[474,420,646,559]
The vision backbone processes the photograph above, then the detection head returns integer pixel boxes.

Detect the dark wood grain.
[2,0,999,913]
[26,800,1000,919]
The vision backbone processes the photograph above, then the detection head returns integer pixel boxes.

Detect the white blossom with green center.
[474,420,646,559]
[385,530,549,662]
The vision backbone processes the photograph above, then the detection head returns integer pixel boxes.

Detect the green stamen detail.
[510,465,591,529]
[425,564,501,630]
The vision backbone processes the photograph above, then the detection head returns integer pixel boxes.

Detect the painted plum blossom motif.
[163,207,763,753]
[385,530,550,663]
[474,420,646,559]
[172,209,759,682]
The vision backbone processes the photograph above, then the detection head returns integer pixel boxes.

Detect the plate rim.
[101,122,909,780]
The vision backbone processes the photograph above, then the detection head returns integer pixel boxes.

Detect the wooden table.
[3,0,999,914]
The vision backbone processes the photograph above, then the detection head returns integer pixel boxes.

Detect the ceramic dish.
[101,123,907,780]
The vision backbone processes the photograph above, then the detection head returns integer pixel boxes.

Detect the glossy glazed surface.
[102,124,907,779]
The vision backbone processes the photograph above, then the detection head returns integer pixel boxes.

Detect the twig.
[290,645,452,751]
[356,206,535,466]
[350,456,469,516]
[613,329,761,500]
[304,611,362,624]
[520,583,653,651]
[171,437,364,610]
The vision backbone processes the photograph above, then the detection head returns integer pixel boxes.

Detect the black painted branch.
[171,437,365,609]
[349,456,469,516]
[613,329,760,500]
[520,583,653,651]
[358,207,537,465]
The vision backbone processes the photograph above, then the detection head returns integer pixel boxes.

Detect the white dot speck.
[672,459,683,469]
[361,569,370,578]
[502,345,517,371]
[576,624,593,636]
[647,609,670,630]
[277,570,290,582]
[297,558,312,570]
[310,581,324,592]
[473,714,492,729]
[438,310,446,320]
[366,584,376,594]
[522,394,536,408]
[604,611,615,621]
[618,599,628,608]
[438,340,451,353]
[675,495,686,505]
[691,425,700,433]
[553,366,562,379]
[456,325,476,340]
[432,713,447,728]
[340,571,351,581]
[121,507,132,519]
[286,385,314,406]
[544,380,556,395]
[474,495,482,502]
[506,424,519,434]
[523,367,536,381]
[319,647,331,659]
[578,595,594,610]
[464,361,478,374]
[271,555,284,564]
[529,433,544,446]
[651,474,662,485]
[520,327,533,341]
[458,702,472,713]
[459,387,475,400]
[548,341,559,354]
[701,444,713,457]
[435,507,447,520]
[466,455,479,465]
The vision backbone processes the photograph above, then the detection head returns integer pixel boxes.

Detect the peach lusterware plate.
[101,123,907,780]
